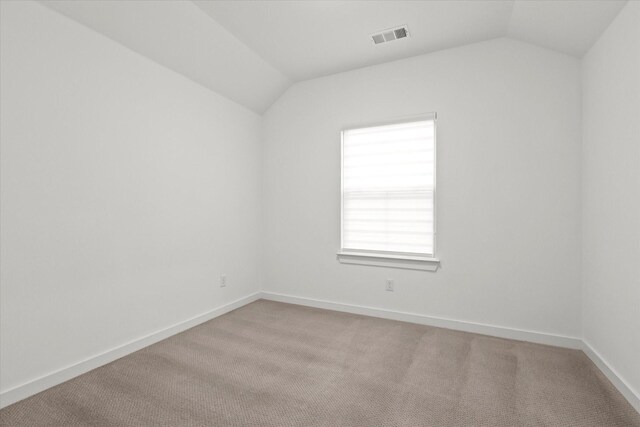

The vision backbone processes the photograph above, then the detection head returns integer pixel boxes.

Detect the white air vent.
[371,26,410,45]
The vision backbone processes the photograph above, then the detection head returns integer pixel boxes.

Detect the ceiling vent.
[371,26,410,45]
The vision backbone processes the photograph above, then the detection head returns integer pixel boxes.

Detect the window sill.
[336,251,440,271]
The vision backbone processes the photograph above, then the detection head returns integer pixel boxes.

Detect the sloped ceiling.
[38,0,627,114]
[194,0,515,83]
[38,0,290,114]
[507,1,627,56]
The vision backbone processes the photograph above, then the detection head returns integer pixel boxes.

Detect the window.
[338,115,439,271]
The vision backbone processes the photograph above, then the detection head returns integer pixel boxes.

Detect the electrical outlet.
[385,279,394,292]
[220,274,227,288]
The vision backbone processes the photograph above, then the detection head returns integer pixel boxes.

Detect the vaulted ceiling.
[39,0,627,114]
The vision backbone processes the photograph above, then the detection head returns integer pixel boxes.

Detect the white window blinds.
[341,117,436,257]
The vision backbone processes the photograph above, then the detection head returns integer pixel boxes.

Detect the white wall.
[262,38,583,339]
[582,1,640,401]
[4,0,635,411]
[0,1,261,396]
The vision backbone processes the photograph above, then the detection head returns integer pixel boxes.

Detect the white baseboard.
[582,341,640,414]
[259,291,582,349]
[0,292,261,409]
[4,291,637,418]
[260,292,640,415]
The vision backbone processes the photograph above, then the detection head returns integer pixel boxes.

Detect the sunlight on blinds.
[342,119,435,256]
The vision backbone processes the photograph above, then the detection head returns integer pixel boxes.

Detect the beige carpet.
[1,300,639,427]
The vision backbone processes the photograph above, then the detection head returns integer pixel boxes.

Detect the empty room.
[0,0,638,425]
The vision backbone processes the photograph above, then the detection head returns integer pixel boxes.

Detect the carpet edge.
[258,292,582,348]
[0,291,262,409]
[582,340,640,415]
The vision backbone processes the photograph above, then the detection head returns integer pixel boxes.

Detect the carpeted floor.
[1,300,639,426]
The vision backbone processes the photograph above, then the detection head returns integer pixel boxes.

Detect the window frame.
[338,114,440,271]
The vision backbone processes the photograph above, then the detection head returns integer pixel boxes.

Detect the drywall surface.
[262,38,582,338]
[582,1,640,401]
[0,1,261,394]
